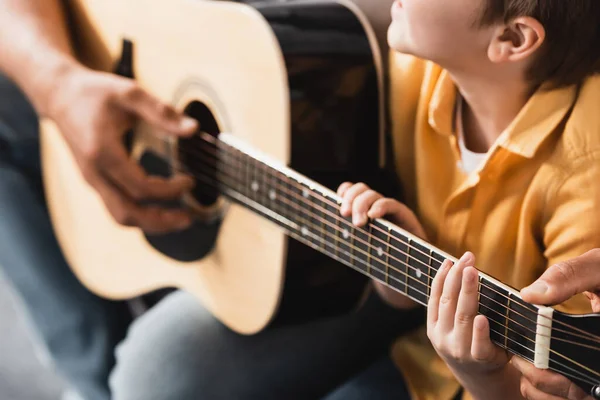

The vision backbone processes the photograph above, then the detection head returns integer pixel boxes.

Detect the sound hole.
[180,101,220,207]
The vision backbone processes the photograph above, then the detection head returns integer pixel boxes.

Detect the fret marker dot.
[342,229,350,239]
[251,181,259,192]
[301,226,309,236]
[269,190,276,200]
[377,247,384,257]
[415,269,423,279]
[302,188,310,198]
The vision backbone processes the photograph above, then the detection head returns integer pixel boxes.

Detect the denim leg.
[109,289,424,400]
[0,160,134,400]
[321,356,411,400]
[0,74,133,400]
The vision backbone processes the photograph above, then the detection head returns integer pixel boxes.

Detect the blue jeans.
[0,74,133,400]
[109,290,418,400]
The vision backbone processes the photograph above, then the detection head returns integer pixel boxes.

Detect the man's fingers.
[521,249,600,306]
[84,164,193,233]
[99,142,194,202]
[512,357,589,400]
[519,378,570,400]
[116,83,198,137]
[95,177,193,233]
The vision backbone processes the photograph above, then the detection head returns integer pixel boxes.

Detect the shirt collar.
[427,70,579,158]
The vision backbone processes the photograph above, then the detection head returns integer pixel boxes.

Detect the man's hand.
[515,249,600,400]
[512,357,591,400]
[520,249,600,312]
[50,65,199,233]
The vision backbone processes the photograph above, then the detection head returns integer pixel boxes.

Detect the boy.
[339,1,600,399]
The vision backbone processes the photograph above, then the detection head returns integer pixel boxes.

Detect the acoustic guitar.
[41,0,600,396]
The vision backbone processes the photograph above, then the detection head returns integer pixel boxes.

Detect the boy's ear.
[487,16,545,64]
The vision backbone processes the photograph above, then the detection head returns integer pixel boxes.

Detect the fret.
[353,225,371,275]
[281,177,297,227]
[324,198,341,259]
[259,161,270,210]
[275,174,286,224]
[248,157,260,204]
[369,223,390,282]
[387,227,410,295]
[337,214,353,267]
[243,154,251,199]
[478,277,510,347]
[229,148,242,195]
[367,225,373,275]
[407,238,430,305]
[427,250,435,300]
[274,171,292,224]
[350,224,357,270]
[385,228,392,285]
[319,192,327,250]
[505,296,511,349]
[506,293,537,356]
[301,184,319,248]
[263,164,276,216]
[286,180,310,245]
[222,146,241,196]
[430,251,446,281]
[215,144,227,191]
[306,186,322,248]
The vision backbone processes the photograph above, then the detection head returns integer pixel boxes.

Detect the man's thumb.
[119,83,198,137]
[521,250,600,306]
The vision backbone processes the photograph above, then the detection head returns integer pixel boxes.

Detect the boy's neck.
[451,71,534,153]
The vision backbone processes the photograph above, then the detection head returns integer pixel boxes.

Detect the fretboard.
[209,133,541,361]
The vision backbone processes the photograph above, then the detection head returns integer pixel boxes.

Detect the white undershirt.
[456,96,488,174]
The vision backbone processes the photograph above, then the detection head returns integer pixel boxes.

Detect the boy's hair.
[480,0,600,89]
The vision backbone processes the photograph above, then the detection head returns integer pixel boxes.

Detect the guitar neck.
[203,132,549,366]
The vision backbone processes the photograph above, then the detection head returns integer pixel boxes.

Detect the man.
[512,250,600,400]
[0,1,420,399]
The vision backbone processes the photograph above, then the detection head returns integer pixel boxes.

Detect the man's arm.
[0,0,77,116]
[0,0,201,233]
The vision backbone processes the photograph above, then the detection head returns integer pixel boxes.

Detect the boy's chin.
[387,24,410,54]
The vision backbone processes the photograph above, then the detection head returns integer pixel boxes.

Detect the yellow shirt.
[388,52,599,400]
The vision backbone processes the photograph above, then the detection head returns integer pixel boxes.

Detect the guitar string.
[133,133,600,377]
[158,133,600,346]
[191,158,600,354]
[174,133,600,343]
[184,170,600,386]
[192,149,600,352]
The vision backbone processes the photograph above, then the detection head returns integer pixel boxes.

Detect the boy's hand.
[336,182,427,239]
[336,182,425,309]
[428,252,510,380]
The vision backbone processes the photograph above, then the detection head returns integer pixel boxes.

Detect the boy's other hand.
[336,181,424,309]
[336,181,427,239]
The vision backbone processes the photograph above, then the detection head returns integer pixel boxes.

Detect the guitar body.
[41,0,386,334]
